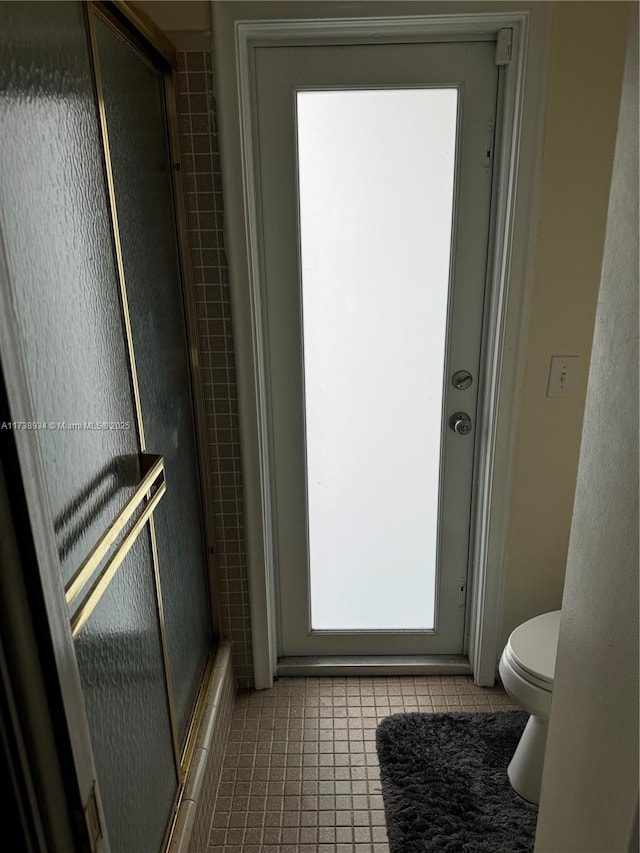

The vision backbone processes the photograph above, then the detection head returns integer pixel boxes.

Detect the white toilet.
[499,610,562,804]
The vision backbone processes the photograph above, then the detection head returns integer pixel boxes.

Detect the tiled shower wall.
[176,50,253,688]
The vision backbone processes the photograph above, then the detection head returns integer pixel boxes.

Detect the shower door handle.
[65,453,167,636]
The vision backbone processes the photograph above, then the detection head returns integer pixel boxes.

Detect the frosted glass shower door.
[254,41,499,657]
[93,13,212,754]
[0,2,178,851]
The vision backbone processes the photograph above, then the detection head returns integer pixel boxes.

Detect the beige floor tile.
[207,675,516,851]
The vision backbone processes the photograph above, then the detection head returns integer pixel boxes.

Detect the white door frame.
[212,1,553,689]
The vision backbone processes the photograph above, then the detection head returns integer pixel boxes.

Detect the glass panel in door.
[74,534,177,853]
[297,89,457,631]
[93,14,212,748]
[0,2,177,849]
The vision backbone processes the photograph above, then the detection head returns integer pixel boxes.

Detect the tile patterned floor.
[208,675,516,852]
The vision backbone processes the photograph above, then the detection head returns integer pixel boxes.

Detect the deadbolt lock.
[452,370,473,390]
[449,412,472,435]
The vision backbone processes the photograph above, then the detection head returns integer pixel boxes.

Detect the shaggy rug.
[376,710,538,853]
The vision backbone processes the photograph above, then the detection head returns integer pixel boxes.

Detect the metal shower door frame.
[0,2,219,849]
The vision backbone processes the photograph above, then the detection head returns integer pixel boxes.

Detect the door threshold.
[277,655,471,678]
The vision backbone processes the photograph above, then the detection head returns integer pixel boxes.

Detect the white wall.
[534,9,638,852]
[499,0,630,651]
[137,0,210,31]
[136,0,211,49]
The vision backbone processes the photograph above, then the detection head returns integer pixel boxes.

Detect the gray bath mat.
[376,710,538,852]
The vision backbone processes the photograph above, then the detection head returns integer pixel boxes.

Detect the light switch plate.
[547,355,579,398]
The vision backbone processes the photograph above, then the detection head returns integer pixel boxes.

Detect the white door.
[254,40,498,657]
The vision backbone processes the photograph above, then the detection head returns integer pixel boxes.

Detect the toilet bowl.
[499,610,562,804]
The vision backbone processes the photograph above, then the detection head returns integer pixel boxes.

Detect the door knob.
[449,412,472,435]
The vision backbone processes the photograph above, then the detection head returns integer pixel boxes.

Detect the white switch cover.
[547,355,579,398]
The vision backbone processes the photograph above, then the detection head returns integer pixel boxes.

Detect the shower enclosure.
[0,2,215,850]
